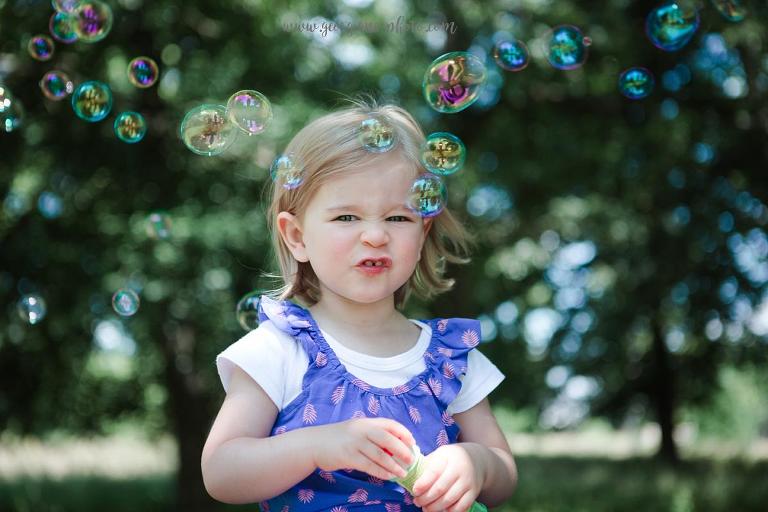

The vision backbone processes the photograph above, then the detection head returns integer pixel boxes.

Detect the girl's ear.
[277,211,309,262]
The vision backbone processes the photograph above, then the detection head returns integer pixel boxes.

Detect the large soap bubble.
[49,12,78,43]
[645,1,700,51]
[71,80,113,122]
[180,104,237,156]
[420,132,466,176]
[74,1,113,43]
[226,90,272,135]
[423,51,487,113]
[407,173,447,218]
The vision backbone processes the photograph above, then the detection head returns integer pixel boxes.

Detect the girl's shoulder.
[422,316,482,351]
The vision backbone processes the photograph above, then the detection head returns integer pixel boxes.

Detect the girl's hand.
[411,444,484,512]
[313,418,416,481]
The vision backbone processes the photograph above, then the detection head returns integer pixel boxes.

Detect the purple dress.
[256,295,484,512]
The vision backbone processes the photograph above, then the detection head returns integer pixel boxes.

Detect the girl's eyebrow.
[326,204,409,212]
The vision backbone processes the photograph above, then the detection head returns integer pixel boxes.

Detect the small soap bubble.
[0,87,24,133]
[645,2,700,51]
[74,1,113,43]
[146,211,172,240]
[17,294,47,324]
[114,111,147,143]
[358,116,395,153]
[39,70,74,101]
[71,80,113,122]
[180,104,237,156]
[619,67,655,99]
[710,0,746,21]
[492,40,529,72]
[112,288,140,316]
[423,51,487,113]
[49,12,79,44]
[420,132,466,176]
[270,153,305,190]
[28,35,55,61]
[127,57,160,88]
[52,0,81,13]
[226,90,273,135]
[547,25,589,70]
[407,173,447,218]
[236,291,262,331]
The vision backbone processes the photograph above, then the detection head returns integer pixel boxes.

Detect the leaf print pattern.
[391,384,410,394]
[364,500,382,505]
[436,429,450,446]
[348,488,368,503]
[350,378,371,391]
[385,503,402,512]
[408,405,422,424]
[274,426,287,435]
[330,507,348,512]
[259,501,270,512]
[297,489,314,504]
[302,403,318,424]
[437,346,454,357]
[367,396,380,416]
[280,506,288,512]
[462,328,480,347]
[367,475,385,486]
[318,470,336,484]
[442,361,456,379]
[423,351,437,362]
[428,376,442,397]
[351,410,366,419]
[315,351,327,367]
[437,319,449,332]
[441,410,455,426]
[331,385,345,405]
[403,493,414,505]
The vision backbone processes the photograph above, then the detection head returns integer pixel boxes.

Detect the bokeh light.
[17,294,47,325]
[0,86,24,133]
[146,211,172,240]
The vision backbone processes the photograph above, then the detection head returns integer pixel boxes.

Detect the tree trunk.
[650,313,679,464]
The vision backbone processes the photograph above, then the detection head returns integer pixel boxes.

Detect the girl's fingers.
[360,443,408,479]
[368,424,415,466]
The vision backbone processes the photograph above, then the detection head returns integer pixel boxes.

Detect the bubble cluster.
[236,291,262,331]
[49,11,78,44]
[114,111,147,143]
[547,25,589,70]
[0,86,24,133]
[28,35,55,61]
[39,71,74,101]
[180,104,237,156]
[17,294,47,324]
[423,51,487,113]
[420,132,466,176]
[127,57,159,88]
[226,90,273,135]
[493,40,529,72]
[645,2,700,52]
[52,0,81,13]
[146,211,172,240]
[74,1,113,42]
[112,288,140,316]
[358,116,395,152]
[710,0,746,22]
[71,80,113,122]
[270,153,305,190]
[407,174,447,218]
[618,67,655,99]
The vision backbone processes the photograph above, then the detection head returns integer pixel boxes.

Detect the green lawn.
[1,455,766,512]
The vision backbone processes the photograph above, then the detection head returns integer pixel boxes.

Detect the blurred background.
[1,0,767,511]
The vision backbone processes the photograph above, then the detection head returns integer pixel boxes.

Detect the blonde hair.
[263,97,476,309]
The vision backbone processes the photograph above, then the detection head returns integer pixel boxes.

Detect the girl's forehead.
[314,158,417,203]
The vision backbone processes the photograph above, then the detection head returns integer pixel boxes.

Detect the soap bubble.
[17,294,47,324]
[423,51,487,113]
[618,67,655,99]
[39,71,74,101]
[127,57,159,88]
[226,90,273,135]
[49,12,78,44]
[52,0,81,13]
[493,40,529,72]
[146,211,172,240]
[547,25,589,70]
[74,1,113,43]
[114,111,147,143]
[710,0,746,22]
[236,291,262,331]
[358,116,395,152]
[28,35,55,61]
[71,80,113,122]
[645,1,700,52]
[270,153,305,190]
[180,104,237,156]
[112,288,140,316]
[407,173,446,218]
[0,87,24,133]
[420,132,466,176]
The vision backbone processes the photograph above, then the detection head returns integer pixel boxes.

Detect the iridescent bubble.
[710,0,746,22]
[52,0,81,13]
[407,173,447,218]
[270,153,305,190]
[619,67,655,99]
[39,71,74,101]
[0,86,24,133]
[74,1,113,43]
[127,57,160,88]
[146,211,172,240]
[49,12,78,44]
[17,294,47,324]
[71,80,113,122]
[493,40,529,72]
[28,35,55,61]
[114,111,147,143]
[423,51,487,113]
[236,291,262,331]
[547,25,589,70]
[226,90,273,135]
[645,2,700,52]
[180,104,237,156]
[112,288,140,316]
[358,116,395,152]
[420,132,466,176]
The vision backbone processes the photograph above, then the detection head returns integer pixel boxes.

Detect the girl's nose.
[360,224,390,246]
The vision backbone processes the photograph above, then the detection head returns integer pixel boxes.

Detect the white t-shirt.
[217,318,505,415]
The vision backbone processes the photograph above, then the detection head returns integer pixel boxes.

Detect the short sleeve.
[447,348,505,415]
[215,320,305,409]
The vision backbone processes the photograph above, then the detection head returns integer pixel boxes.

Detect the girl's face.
[278,153,432,306]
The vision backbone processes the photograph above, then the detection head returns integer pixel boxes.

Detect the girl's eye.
[388,216,410,222]
[335,215,357,221]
